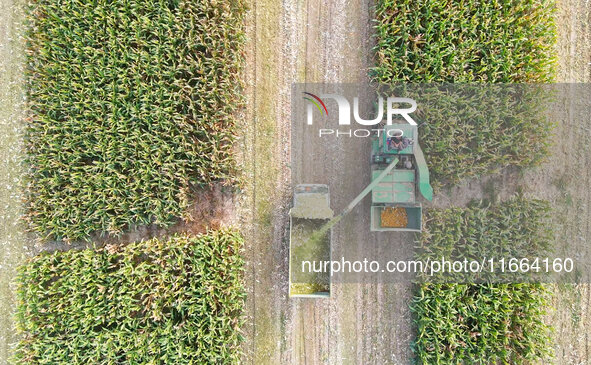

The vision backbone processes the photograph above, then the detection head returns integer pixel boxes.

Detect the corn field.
[373,1,557,187]
[414,85,555,187]
[15,230,245,364]
[416,197,554,281]
[413,198,553,364]
[24,0,247,241]
[414,283,551,364]
[373,0,557,83]
[373,3,559,362]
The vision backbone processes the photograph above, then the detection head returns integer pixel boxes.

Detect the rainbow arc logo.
[302,92,329,116]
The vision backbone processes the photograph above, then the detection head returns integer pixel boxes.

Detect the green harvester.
[369,123,433,231]
[288,123,433,297]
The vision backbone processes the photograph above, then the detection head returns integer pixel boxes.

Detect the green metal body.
[370,124,433,232]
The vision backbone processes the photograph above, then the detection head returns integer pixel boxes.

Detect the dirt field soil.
[0,0,28,363]
[242,0,591,364]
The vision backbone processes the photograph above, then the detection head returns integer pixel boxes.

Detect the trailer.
[288,184,333,298]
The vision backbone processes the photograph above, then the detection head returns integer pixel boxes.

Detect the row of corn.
[373,0,557,187]
[17,0,248,363]
[413,198,554,363]
[15,231,245,364]
[374,1,558,363]
[25,0,246,242]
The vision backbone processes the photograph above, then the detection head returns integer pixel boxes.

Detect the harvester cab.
[370,123,433,231]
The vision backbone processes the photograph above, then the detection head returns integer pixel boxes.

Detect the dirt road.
[243,0,418,363]
[0,0,28,363]
[544,1,591,361]
[244,0,591,364]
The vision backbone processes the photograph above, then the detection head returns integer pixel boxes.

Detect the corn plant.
[15,229,245,364]
[416,197,554,281]
[373,1,557,187]
[373,0,557,83]
[24,0,247,241]
[413,283,552,364]
[396,84,556,187]
[413,198,553,364]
